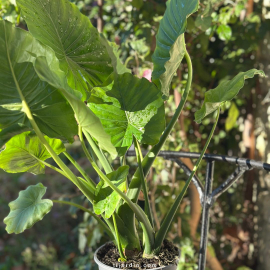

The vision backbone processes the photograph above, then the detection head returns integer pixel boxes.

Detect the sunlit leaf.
[225,102,239,131]
[4,183,53,234]
[217,24,232,41]
[17,0,113,99]
[195,69,265,123]
[0,132,65,174]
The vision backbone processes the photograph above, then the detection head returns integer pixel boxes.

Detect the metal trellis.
[127,151,270,270]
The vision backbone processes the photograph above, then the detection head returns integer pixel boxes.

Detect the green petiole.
[154,108,221,253]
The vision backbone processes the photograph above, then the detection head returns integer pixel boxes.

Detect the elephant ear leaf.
[93,166,129,219]
[0,132,65,174]
[4,183,53,234]
[195,69,266,123]
[17,0,113,99]
[0,20,78,143]
[89,73,165,156]
[152,0,199,97]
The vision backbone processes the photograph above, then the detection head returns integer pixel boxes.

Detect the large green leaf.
[93,166,129,219]
[89,75,165,155]
[195,69,265,123]
[0,132,65,174]
[17,0,113,99]
[106,73,161,112]
[0,20,77,143]
[9,20,117,157]
[28,54,117,158]
[152,0,199,96]
[4,183,53,234]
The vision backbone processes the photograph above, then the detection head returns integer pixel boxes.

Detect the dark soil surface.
[96,240,179,270]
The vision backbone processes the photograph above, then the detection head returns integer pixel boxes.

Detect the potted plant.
[0,0,265,269]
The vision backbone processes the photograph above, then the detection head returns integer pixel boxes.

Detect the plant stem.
[63,151,96,190]
[40,157,95,199]
[133,137,153,227]
[124,56,134,67]
[8,50,95,204]
[91,161,155,249]
[79,126,96,164]
[126,51,193,203]
[52,199,114,239]
[26,104,95,201]
[113,214,126,261]
[154,108,220,253]
[39,160,67,177]
[83,130,112,174]
[80,126,155,252]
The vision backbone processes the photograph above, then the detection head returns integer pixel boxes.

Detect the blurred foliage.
[1,0,270,269]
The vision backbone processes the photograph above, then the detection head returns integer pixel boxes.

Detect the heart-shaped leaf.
[4,183,53,234]
[89,75,165,155]
[93,166,129,219]
[0,132,65,174]
[106,73,161,112]
[0,20,78,143]
[195,69,265,123]
[152,0,199,96]
[17,0,113,99]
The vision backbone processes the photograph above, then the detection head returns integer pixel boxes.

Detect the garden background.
[1,0,270,269]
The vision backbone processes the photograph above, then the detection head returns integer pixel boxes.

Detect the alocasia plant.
[0,0,265,262]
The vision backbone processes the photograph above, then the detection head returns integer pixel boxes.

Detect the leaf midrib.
[34,0,88,89]
[4,21,26,105]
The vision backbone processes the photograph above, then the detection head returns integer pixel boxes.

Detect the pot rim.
[94,242,179,270]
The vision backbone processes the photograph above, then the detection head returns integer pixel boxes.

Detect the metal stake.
[198,160,214,270]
